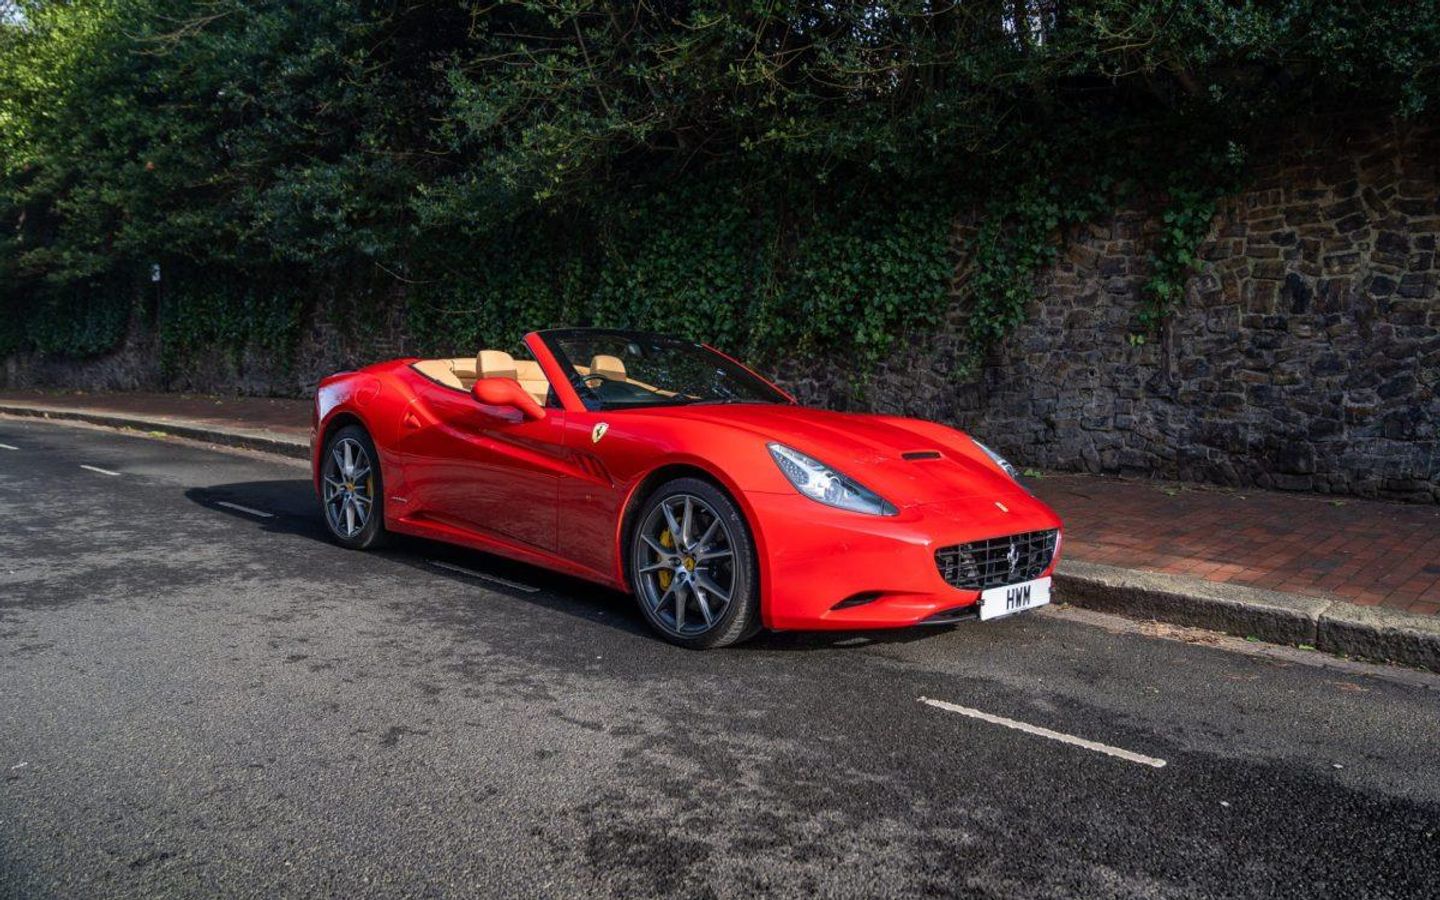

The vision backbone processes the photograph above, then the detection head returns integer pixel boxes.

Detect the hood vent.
[901,450,943,461]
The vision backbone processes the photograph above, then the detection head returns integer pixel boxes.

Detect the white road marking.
[79,464,121,477]
[216,500,274,519]
[0,443,18,450]
[918,696,1168,768]
[428,560,540,593]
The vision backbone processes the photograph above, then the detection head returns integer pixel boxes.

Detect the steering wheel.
[579,373,611,390]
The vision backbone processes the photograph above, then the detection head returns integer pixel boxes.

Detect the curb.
[0,402,309,460]
[1056,560,1440,673]
[6,400,1437,673]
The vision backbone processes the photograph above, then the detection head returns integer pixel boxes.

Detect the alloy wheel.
[323,437,375,539]
[633,493,737,636]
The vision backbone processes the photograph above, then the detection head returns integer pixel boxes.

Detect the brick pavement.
[1033,475,1440,615]
[5,388,1437,616]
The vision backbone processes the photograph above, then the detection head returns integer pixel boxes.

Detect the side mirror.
[471,377,546,421]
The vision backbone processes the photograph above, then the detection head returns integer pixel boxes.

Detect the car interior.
[410,350,638,406]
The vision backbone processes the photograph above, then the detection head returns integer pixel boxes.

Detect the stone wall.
[777,119,1440,503]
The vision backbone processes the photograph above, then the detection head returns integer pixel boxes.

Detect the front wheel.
[629,477,761,649]
[320,424,388,550]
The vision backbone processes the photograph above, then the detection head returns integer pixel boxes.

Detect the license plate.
[979,577,1051,621]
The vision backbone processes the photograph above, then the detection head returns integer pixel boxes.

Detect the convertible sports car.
[312,328,1063,648]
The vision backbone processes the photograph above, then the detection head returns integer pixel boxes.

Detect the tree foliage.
[2,1,1437,379]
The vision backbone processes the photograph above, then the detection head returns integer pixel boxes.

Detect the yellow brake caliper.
[657,529,674,589]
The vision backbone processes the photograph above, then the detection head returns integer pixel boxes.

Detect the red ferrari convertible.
[312,328,1063,648]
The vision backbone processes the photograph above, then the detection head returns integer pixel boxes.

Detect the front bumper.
[746,490,1063,631]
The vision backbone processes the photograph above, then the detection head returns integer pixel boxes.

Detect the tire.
[319,424,388,550]
[629,477,761,649]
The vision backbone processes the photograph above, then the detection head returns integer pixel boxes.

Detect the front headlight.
[972,438,1023,482]
[767,443,897,516]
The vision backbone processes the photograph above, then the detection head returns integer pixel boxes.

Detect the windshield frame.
[534,328,794,412]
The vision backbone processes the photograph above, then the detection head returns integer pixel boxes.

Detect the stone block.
[1398,273,1436,299]
[1376,230,1411,254]
[1271,473,1315,491]
[1200,241,1232,260]
[1065,243,1100,268]
[1335,212,1370,233]
[1252,259,1288,280]
[1368,274,1397,296]
[1324,196,1363,219]
[1323,252,1361,274]
[1097,256,1128,276]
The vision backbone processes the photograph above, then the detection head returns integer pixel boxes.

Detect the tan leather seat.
[513,360,551,405]
[413,350,550,404]
[477,349,517,381]
[410,358,467,389]
[590,354,627,381]
[477,349,548,405]
[451,357,478,385]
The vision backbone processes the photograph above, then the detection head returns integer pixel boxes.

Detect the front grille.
[935,529,1058,590]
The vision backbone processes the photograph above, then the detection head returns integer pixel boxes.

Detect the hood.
[646,404,1031,508]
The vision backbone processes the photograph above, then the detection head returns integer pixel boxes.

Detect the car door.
[393,373,565,552]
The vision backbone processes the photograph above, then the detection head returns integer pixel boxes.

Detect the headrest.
[476,349,517,381]
[590,354,627,381]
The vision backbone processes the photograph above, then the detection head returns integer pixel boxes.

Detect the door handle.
[403,411,422,430]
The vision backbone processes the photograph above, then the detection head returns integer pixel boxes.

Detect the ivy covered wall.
[780,120,1440,503]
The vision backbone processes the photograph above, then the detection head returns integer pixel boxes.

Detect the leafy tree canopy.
[2,1,1437,376]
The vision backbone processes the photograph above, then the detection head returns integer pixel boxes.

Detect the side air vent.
[901,450,943,461]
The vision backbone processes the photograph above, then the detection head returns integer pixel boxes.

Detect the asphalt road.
[2,418,1438,899]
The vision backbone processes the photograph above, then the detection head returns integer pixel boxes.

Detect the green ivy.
[406,168,958,376]
[1139,189,1220,332]
[16,275,134,358]
[778,185,955,368]
[156,267,305,378]
[1138,145,1246,335]
[959,174,1116,376]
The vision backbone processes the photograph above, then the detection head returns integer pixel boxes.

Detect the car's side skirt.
[389,513,623,591]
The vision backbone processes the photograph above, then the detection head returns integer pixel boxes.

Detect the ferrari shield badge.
[592,422,609,444]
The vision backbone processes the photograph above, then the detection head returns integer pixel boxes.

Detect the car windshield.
[540,331,791,411]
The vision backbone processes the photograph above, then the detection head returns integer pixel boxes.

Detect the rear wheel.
[629,477,761,649]
[321,424,387,550]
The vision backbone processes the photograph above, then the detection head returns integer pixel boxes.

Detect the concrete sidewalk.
[4,387,1437,669]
